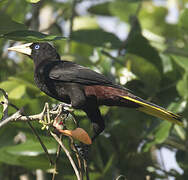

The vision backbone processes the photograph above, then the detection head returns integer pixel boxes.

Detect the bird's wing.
[49,61,118,86]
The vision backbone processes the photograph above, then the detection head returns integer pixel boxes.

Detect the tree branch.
[0,88,90,180]
[50,131,81,180]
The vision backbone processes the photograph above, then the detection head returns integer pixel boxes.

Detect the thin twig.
[50,131,81,180]
[27,119,54,165]
[154,165,179,177]
[71,140,83,180]
[135,1,142,16]
[69,0,76,38]
[52,135,62,180]
[165,47,188,57]
[65,0,77,53]
[101,50,124,66]
[0,109,23,128]
[84,159,89,180]
[0,110,44,128]
[0,102,60,128]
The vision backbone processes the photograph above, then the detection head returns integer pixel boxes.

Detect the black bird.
[8,42,183,141]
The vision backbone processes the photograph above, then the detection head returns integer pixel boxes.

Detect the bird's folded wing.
[49,61,118,86]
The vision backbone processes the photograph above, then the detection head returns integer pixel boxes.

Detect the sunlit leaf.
[109,0,138,22]
[177,72,188,100]
[140,5,179,38]
[0,105,3,120]
[26,0,40,3]
[172,55,188,71]
[0,80,21,95]
[73,17,99,31]
[8,85,26,99]
[178,8,188,33]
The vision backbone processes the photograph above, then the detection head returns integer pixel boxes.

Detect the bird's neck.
[33,57,61,70]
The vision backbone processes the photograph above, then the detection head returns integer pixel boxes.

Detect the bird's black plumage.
[8,42,183,141]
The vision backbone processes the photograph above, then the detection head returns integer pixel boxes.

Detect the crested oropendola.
[8,42,183,142]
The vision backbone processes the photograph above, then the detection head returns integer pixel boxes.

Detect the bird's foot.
[74,143,90,161]
[51,103,74,130]
[52,103,73,113]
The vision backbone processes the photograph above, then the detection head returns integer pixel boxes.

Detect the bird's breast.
[34,71,70,103]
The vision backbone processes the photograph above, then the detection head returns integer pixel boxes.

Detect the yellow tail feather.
[121,96,183,126]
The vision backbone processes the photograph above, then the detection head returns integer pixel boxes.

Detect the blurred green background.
[0,0,188,179]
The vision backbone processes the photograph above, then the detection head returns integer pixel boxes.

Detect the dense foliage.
[0,0,188,179]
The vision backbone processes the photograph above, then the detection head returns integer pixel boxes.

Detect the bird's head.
[8,42,60,65]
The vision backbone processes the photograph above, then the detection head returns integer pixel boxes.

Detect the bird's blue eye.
[34,44,40,50]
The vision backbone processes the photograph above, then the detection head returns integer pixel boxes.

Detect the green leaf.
[155,122,171,143]
[0,80,21,96]
[89,0,142,17]
[2,30,66,42]
[0,13,27,35]
[72,29,122,48]
[172,55,188,71]
[174,124,186,140]
[9,77,38,91]
[109,0,138,22]
[0,147,51,169]
[73,16,99,30]
[102,155,115,176]
[26,0,40,3]
[178,8,188,33]
[0,105,3,120]
[140,5,179,39]
[126,53,161,94]
[0,0,8,7]
[177,72,188,99]
[126,18,163,72]
[143,121,172,152]
[8,85,26,99]
[0,125,19,148]
[0,133,57,169]
[0,77,34,100]
[6,139,56,156]
[88,2,111,16]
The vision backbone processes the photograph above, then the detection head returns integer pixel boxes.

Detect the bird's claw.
[52,103,73,113]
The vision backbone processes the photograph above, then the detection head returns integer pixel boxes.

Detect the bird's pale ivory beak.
[8,43,33,55]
